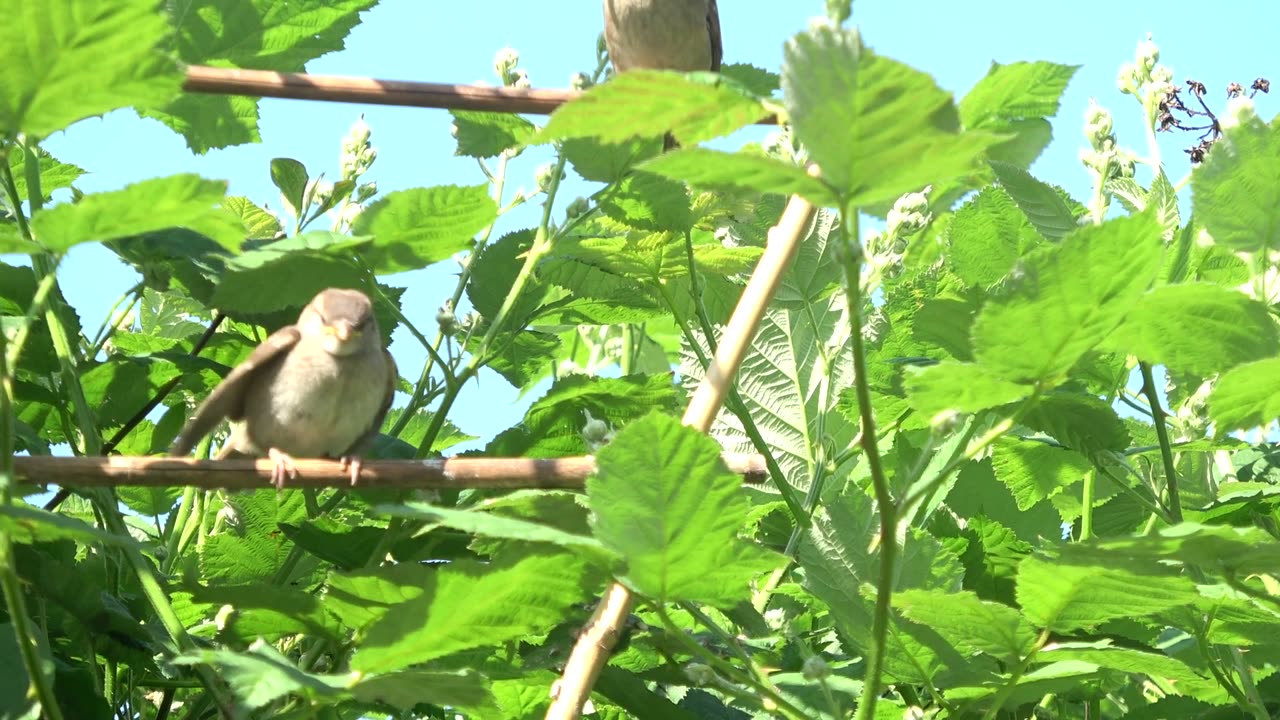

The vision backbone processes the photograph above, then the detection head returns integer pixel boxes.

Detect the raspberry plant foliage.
[2,1,1280,719]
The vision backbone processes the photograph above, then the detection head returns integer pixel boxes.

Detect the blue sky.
[37,0,1276,447]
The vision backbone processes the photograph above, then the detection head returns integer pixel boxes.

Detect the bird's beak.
[330,322,354,342]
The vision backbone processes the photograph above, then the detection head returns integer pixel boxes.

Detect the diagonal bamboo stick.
[545,171,819,720]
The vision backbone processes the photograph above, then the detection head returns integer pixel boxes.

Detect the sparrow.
[169,288,397,489]
[602,0,722,149]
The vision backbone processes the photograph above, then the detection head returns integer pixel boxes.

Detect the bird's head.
[299,288,381,357]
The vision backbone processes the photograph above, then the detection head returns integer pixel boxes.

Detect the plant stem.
[0,327,67,720]
[980,630,1050,720]
[839,212,896,720]
[1079,468,1096,540]
[1138,362,1182,522]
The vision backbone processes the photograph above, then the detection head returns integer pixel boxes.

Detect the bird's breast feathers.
[240,339,388,457]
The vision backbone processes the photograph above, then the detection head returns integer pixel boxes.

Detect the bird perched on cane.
[602,0,722,149]
[169,288,396,489]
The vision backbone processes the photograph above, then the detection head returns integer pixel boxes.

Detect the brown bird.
[169,288,396,489]
[602,0,722,149]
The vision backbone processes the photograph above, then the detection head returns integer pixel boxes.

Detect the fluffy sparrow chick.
[170,288,396,489]
[603,0,722,149]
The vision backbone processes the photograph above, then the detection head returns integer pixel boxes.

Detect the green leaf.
[1210,357,1280,432]
[781,25,999,206]
[1191,114,1280,253]
[1022,393,1129,459]
[1109,284,1280,375]
[972,213,1163,383]
[989,161,1078,241]
[894,589,1037,663]
[269,158,309,216]
[173,641,343,710]
[960,61,1079,168]
[720,63,781,97]
[353,185,496,274]
[1016,554,1198,632]
[588,412,781,605]
[149,0,377,152]
[351,669,496,713]
[945,185,1043,287]
[0,0,181,137]
[640,149,837,207]
[0,223,39,253]
[904,362,1031,419]
[0,623,48,719]
[598,172,693,232]
[539,70,765,147]
[451,110,537,158]
[210,231,368,314]
[378,502,612,562]
[0,504,141,549]
[352,552,588,673]
[30,174,243,252]
[223,196,283,240]
[990,439,1092,511]
[7,147,85,203]
[1066,522,1280,577]
[562,137,656,184]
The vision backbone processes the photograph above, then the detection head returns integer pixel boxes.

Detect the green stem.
[4,269,58,370]
[88,282,144,358]
[1079,468,1096,541]
[840,214,896,720]
[0,327,67,720]
[654,607,809,720]
[1138,362,1182,522]
[414,154,568,459]
[980,630,1050,720]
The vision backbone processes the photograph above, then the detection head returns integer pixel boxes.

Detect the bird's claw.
[339,455,363,486]
[267,448,298,490]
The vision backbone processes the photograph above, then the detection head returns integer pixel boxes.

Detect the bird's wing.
[341,349,398,456]
[168,325,301,456]
[707,0,722,72]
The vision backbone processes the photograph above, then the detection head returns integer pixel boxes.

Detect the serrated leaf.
[946,185,1043,287]
[0,504,142,548]
[173,642,343,709]
[1109,284,1279,375]
[781,25,1000,206]
[222,196,282,240]
[960,61,1077,168]
[379,502,612,562]
[720,62,781,96]
[991,439,1092,511]
[451,110,536,158]
[1209,357,1280,432]
[7,147,85,203]
[589,412,781,605]
[972,212,1163,383]
[1022,393,1129,459]
[1064,523,1280,578]
[540,70,765,147]
[904,362,1031,419]
[640,149,837,207]
[0,0,181,137]
[598,172,692,232]
[1016,554,1198,632]
[31,174,242,252]
[353,185,496,274]
[1192,114,1280,253]
[894,589,1037,663]
[989,161,1078,241]
[151,0,377,152]
[352,553,588,673]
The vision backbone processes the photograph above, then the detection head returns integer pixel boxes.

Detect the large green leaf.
[539,70,765,147]
[1210,357,1280,432]
[894,589,1037,664]
[588,412,780,605]
[990,439,1092,511]
[946,185,1044,287]
[1191,114,1280,253]
[1108,284,1280,375]
[1016,554,1198,633]
[0,0,180,137]
[904,362,1031,418]
[960,61,1079,168]
[781,25,1000,207]
[640,149,837,208]
[30,174,242,252]
[972,212,1163,384]
[146,0,378,152]
[351,552,588,673]
[353,185,497,275]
